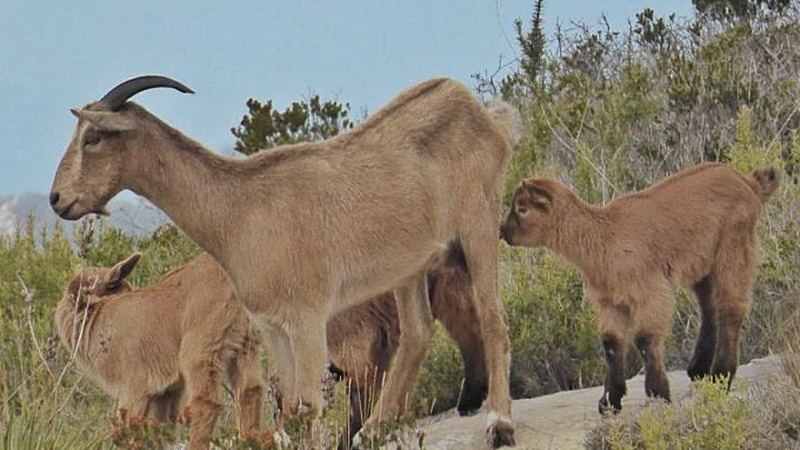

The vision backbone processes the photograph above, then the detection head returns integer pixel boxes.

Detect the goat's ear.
[108,253,142,285]
[72,108,137,132]
[522,181,553,212]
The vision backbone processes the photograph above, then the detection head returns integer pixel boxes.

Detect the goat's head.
[63,253,142,309]
[49,76,193,220]
[500,178,559,247]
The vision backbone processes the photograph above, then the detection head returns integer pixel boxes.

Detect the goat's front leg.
[285,313,329,441]
[599,333,626,414]
[259,321,296,412]
[634,332,670,401]
[355,274,434,447]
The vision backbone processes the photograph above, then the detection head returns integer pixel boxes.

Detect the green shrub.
[586,378,800,450]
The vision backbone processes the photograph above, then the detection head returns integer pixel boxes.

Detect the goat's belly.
[333,245,444,311]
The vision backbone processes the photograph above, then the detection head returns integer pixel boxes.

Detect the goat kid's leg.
[429,268,488,416]
[357,274,434,446]
[181,346,224,450]
[599,332,627,414]
[688,276,717,380]
[710,237,756,390]
[338,386,367,450]
[711,300,749,389]
[116,394,152,424]
[462,227,514,448]
[228,347,265,436]
[634,332,670,402]
[707,231,757,389]
[633,293,672,402]
[151,390,182,424]
[597,304,631,414]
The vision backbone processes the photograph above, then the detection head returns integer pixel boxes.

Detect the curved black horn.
[99,75,194,111]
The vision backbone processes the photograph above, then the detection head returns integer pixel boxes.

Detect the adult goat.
[50,75,520,447]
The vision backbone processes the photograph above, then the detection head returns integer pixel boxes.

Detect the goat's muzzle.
[49,191,60,208]
[499,223,509,244]
[50,190,77,219]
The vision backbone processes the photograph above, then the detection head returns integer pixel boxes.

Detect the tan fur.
[329,260,488,447]
[55,253,264,449]
[50,77,520,446]
[500,162,779,413]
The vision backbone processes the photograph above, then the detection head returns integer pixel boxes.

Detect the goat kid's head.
[500,178,557,247]
[50,76,193,220]
[63,253,142,309]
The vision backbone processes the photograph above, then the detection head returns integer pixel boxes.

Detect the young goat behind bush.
[500,162,779,413]
[56,253,265,450]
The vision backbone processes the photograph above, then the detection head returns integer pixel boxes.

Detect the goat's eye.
[517,206,529,216]
[83,133,101,147]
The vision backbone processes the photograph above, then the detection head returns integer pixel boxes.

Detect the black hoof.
[598,396,621,415]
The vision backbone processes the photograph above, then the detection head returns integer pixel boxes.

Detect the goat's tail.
[750,167,780,203]
[486,100,524,147]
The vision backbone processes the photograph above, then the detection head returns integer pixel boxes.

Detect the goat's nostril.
[49,191,60,207]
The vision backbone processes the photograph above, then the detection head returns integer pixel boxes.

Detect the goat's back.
[55,277,185,397]
[225,79,517,311]
[605,163,766,285]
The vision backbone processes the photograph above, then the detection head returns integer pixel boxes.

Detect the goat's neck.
[547,197,611,279]
[56,301,100,358]
[123,126,243,258]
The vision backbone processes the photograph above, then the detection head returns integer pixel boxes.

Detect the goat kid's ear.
[71,108,137,132]
[108,253,142,285]
[522,181,553,212]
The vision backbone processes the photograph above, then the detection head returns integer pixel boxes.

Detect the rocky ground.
[409,355,786,450]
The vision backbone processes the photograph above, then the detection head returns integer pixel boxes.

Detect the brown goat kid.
[55,253,264,450]
[500,163,778,414]
[50,76,520,446]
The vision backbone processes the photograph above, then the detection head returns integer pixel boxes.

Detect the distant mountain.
[0,193,170,237]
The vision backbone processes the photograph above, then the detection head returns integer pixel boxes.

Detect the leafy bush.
[586,377,800,449]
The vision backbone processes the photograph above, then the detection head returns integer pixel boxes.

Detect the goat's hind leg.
[710,233,756,389]
[429,267,488,416]
[710,285,752,388]
[688,276,716,381]
[461,226,514,447]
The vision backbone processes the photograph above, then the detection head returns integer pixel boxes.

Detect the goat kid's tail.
[486,99,524,148]
[750,167,780,203]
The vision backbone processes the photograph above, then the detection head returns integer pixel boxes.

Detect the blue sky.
[1,0,693,196]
